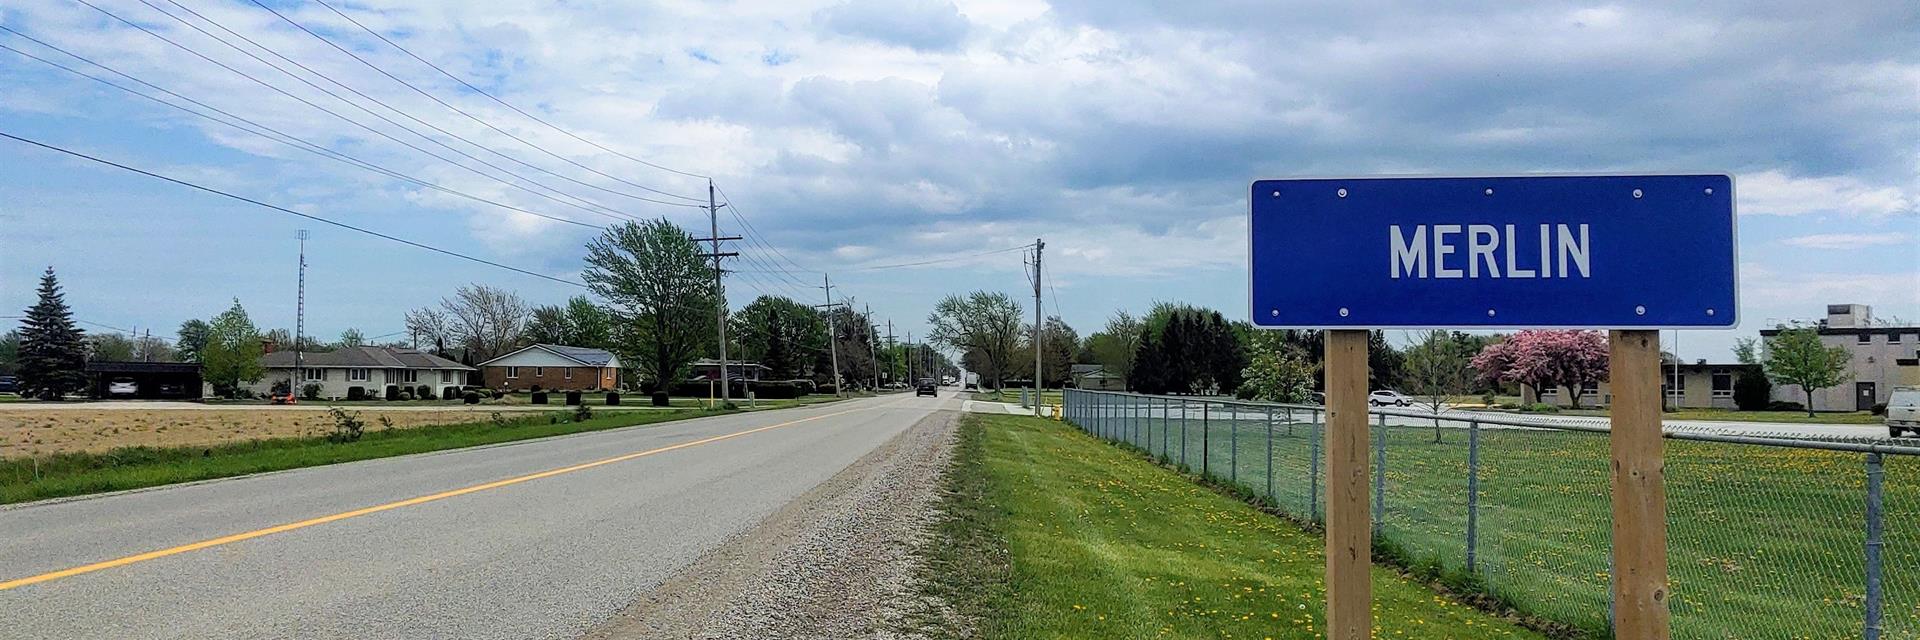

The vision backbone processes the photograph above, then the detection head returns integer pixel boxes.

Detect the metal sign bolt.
[1270,309,1280,317]
[1483,188,1494,196]
[1272,190,1281,197]
[1336,188,1348,198]
[1338,307,1350,317]
[1486,309,1496,317]
[1706,308,1716,316]
[1635,305,1647,315]
[1632,188,1644,199]
[1704,188,1714,195]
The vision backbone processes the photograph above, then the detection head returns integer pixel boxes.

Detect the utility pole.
[696,179,740,404]
[865,304,880,390]
[821,274,843,396]
[885,320,895,385]
[1031,238,1044,415]
[294,229,308,396]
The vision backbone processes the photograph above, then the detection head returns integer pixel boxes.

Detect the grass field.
[0,398,851,505]
[1073,395,1920,638]
[913,412,1546,639]
[1550,407,1886,425]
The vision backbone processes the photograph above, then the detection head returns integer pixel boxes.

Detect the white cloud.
[1780,232,1913,249]
[1740,170,1915,217]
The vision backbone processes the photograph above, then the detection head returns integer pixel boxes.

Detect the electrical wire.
[308,0,709,181]
[0,31,603,230]
[845,243,1034,272]
[0,130,587,288]
[239,0,705,204]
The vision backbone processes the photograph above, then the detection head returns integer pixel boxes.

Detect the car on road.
[916,379,938,397]
[1368,390,1411,407]
[0,375,16,394]
[1888,386,1919,438]
[106,377,139,397]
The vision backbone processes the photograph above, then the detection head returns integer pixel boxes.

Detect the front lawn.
[1540,407,1885,424]
[911,412,1545,639]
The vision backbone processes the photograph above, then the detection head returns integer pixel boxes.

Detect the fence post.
[1267,406,1276,502]
[1373,412,1387,538]
[1231,402,1240,485]
[1866,452,1885,640]
[1182,400,1190,470]
[1202,402,1212,479]
[1466,419,1481,573]
[1162,397,1170,462]
[1310,409,1322,522]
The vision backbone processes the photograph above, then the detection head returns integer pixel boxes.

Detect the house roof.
[86,361,202,374]
[691,358,773,370]
[477,344,617,368]
[261,346,472,370]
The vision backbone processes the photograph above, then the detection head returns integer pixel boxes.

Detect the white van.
[1888,386,1919,438]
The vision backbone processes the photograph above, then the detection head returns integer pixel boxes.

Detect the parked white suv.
[106,377,139,397]
[1887,386,1919,439]
[1368,390,1411,407]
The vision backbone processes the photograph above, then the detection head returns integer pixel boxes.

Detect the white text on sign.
[1389,223,1590,279]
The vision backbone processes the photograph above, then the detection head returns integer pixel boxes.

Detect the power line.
[71,0,645,225]
[0,130,587,288]
[0,30,603,230]
[130,0,692,215]
[308,0,709,181]
[240,0,705,204]
[843,243,1035,272]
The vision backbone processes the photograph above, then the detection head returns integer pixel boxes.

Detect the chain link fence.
[1064,388,1920,639]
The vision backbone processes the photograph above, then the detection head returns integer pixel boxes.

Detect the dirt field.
[0,408,521,458]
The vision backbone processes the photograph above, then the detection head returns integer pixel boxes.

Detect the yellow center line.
[0,398,908,592]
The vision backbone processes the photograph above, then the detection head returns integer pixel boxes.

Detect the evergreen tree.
[1131,331,1161,394]
[17,267,89,399]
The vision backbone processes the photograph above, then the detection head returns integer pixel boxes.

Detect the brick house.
[477,344,621,392]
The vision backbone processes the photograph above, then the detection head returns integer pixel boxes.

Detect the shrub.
[489,412,509,428]
[399,390,415,401]
[792,379,817,396]
[1497,401,1521,410]
[326,408,365,443]
[1733,368,1771,411]
[566,391,582,405]
[384,385,400,401]
[463,391,480,404]
[416,385,432,399]
[748,381,800,400]
[347,386,367,401]
[531,384,543,393]
[606,391,622,405]
[378,415,394,430]
[650,391,669,407]
[532,391,549,405]
[818,383,838,396]
[301,383,322,401]
[1523,403,1561,413]
[491,389,505,400]
[442,386,460,400]
[1768,400,1806,412]
[573,403,592,422]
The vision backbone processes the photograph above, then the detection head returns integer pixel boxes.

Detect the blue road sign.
[1249,175,1737,328]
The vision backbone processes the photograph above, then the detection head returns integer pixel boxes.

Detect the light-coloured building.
[255,346,474,399]
[1071,364,1126,391]
[1761,304,1920,412]
[1521,363,1749,409]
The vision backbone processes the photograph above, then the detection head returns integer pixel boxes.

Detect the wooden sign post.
[1609,330,1670,638]
[1323,330,1372,639]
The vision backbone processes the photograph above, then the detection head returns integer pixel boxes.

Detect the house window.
[440,371,452,383]
[564,368,573,380]
[1665,371,1685,397]
[1891,333,1904,344]
[1858,333,1873,344]
[1580,382,1599,396]
[507,367,519,379]
[1711,370,1734,398]
[399,370,418,383]
[347,368,369,382]
[304,368,326,381]
[534,367,544,377]
[1538,387,1558,397]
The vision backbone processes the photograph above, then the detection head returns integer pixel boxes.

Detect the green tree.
[203,299,265,398]
[583,219,717,389]
[927,291,1023,390]
[0,330,19,376]
[88,333,136,362]
[1759,326,1853,416]
[335,328,366,348]
[526,296,618,349]
[1238,330,1315,403]
[16,268,89,399]
[1401,330,1473,442]
[175,319,212,363]
[732,295,825,380]
[1082,310,1142,381]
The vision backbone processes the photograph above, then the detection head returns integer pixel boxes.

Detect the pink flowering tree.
[1471,330,1610,408]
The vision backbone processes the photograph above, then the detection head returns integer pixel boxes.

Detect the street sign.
[1248,174,1736,328]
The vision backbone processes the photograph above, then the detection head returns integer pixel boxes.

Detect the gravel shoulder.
[584,409,959,640]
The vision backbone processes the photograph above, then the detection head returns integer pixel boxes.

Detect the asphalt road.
[0,393,954,639]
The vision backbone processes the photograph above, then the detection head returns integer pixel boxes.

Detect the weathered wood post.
[1609,329,1670,639]
[1324,329,1371,640]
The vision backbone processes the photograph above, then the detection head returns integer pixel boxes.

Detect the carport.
[85,361,203,399]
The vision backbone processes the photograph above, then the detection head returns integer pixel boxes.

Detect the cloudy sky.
[1,0,1915,361]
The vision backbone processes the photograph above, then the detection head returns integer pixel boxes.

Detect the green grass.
[914,412,1546,639]
[1081,401,1920,638]
[0,406,738,505]
[976,388,1064,406]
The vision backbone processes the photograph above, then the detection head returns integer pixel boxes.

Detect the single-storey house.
[478,344,621,392]
[688,359,772,382]
[1071,364,1126,391]
[1520,362,1752,409]
[254,346,474,399]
